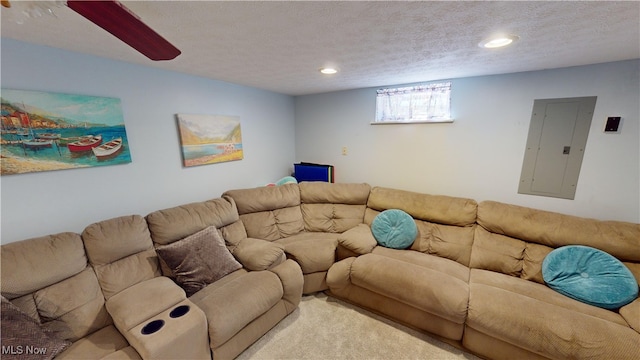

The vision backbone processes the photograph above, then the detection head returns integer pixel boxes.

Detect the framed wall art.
[176,114,243,167]
[1,89,132,175]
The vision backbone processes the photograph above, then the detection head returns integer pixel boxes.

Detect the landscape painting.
[176,114,243,167]
[1,89,132,175]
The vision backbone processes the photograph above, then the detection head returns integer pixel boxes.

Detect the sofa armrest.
[268,259,304,313]
[620,297,640,333]
[107,277,185,329]
[231,237,286,271]
[337,224,378,256]
[106,277,210,359]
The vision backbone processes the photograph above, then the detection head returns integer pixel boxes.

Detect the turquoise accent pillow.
[276,176,298,186]
[371,209,417,249]
[542,245,638,310]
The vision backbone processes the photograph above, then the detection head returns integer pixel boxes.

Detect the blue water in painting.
[1,126,131,168]
[182,143,243,160]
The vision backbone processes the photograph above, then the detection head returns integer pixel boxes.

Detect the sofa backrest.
[1,233,112,341]
[223,183,304,241]
[366,187,478,266]
[82,215,161,299]
[146,197,247,248]
[300,182,371,233]
[473,200,640,284]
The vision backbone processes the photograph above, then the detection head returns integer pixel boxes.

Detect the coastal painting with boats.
[177,114,243,167]
[1,89,131,175]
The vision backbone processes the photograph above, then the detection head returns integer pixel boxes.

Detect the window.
[374,82,452,124]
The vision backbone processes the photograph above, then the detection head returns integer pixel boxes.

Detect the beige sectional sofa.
[2,197,303,360]
[2,182,639,360]
[328,186,640,360]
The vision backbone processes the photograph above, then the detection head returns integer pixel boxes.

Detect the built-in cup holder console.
[169,305,190,318]
[140,305,191,335]
[141,319,165,335]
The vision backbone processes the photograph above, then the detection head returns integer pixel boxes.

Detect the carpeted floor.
[236,293,482,360]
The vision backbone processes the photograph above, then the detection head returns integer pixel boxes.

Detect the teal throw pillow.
[542,245,638,310]
[371,209,417,249]
[276,176,298,186]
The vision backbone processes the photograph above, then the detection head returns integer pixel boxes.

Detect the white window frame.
[372,82,453,124]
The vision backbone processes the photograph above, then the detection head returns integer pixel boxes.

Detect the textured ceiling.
[1,1,639,96]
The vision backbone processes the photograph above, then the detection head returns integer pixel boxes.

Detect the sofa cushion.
[337,223,378,255]
[189,270,285,348]
[620,299,640,333]
[410,220,476,267]
[1,296,71,360]
[280,239,336,274]
[34,267,112,341]
[470,226,526,277]
[367,187,477,227]
[1,232,86,300]
[83,215,154,266]
[224,183,301,215]
[477,200,640,263]
[542,245,638,309]
[231,238,285,271]
[82,215,160,299]
[327,256,467,341]
[275,232,339,274]
[300,182,370,233]
[156,226,242,296]
[372,247,470,283]
[100,347,141,360]
[1,233,111,342]
[54,325,132,360]
[348,252,469,324]
[299,182,371,205]
[238,207,305,241]
[146,197,242,246]
[371,209,417,249]
[225,184,305,241]
[301,203,367,233]
[467,269,638,359]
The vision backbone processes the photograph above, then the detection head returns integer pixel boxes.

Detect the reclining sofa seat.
[223,182,371,294]
[145,196,303,360]
[1,232,138,359]
[327,186,478,341]
[81,214,211,360]
[464,201,640,360]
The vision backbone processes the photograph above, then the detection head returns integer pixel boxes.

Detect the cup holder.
[141,319,165,335]
[170,305,190,318]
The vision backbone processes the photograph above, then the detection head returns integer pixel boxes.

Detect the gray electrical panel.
[518,96,597,200]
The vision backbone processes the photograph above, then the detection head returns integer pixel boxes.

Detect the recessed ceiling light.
[479,34,519,49]
[320,67,338,75]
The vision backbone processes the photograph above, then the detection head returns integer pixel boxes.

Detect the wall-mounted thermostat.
[604,116,621,133]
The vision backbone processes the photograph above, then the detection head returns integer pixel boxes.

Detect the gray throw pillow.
[1,296,71,360]
[156,226,242,296]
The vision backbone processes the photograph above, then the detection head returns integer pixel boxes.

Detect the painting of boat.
[58,135,92,146]
[67,135,103,152]
[92,137,123,160]
[1,88,132,175]
[22,138,53,149]
[36,132,61,140]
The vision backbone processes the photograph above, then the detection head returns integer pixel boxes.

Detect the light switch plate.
[604,116,621,133]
